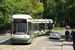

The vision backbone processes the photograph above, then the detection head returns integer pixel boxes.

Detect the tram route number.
[14,19,27,23]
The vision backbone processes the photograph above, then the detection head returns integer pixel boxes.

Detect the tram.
[32,19,53,36]
[11,14,35,44]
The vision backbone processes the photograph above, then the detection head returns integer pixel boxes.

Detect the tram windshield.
[13,19,27,34]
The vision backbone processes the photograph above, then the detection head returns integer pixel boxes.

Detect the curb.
[61,41,73,50]
[62,41,64,50]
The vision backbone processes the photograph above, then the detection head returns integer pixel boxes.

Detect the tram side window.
[32,24,34,30]
[31,24,37,31]
[48,23,53,29]
[51,23,53,29]
[40,24,45,30]
[48,24,50,29]
[28,22,31,34]
[35,24,37,30]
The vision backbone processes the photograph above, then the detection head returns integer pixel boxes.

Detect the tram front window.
[13,19,27,34]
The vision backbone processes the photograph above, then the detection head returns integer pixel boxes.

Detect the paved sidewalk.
[62,41,73,50]
[0,33,10,36]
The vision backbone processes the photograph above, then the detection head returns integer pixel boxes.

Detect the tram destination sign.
[14,19,27,23]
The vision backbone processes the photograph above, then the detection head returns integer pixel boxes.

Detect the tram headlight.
[11,35,14,38]
[24,36,26,38]
[41,30,43,32]
[12,36,14,38]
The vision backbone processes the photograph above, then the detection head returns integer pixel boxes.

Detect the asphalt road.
[0,30,68,50]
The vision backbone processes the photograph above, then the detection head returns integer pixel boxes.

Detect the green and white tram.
[32,19,53,36]
[11,14,34,44]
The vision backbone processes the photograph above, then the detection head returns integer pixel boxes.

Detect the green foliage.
[0,0,44,29]
[13,0,44,18]
[0,0,75,29]
[53,27,66,30]
[65,0,75,22]
[43,0,57,20]
[43,0,75,26]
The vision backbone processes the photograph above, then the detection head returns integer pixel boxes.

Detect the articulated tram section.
[10,14,53,44]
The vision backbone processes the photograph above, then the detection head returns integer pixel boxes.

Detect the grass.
[53,27,66,30]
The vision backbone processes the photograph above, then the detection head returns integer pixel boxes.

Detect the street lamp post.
[41,0,43,19]
[63,20,65,27]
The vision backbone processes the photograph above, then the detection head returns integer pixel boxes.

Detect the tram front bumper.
[11,38,30,43]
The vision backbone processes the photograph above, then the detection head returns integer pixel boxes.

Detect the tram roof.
[33,19,53,23]
[33,19,53,20]
[12,14,33,19]
[12,14,33,22]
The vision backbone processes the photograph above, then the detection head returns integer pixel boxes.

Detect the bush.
[53,27,66,30]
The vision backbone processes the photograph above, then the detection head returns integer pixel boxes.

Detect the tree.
[65,0,75,22]
[43,0,57,20]
[14,0,44,18]
[0,0,14,26]
[0,0,44,27]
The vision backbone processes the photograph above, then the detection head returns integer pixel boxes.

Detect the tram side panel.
[31,23,39,38]
[32,19,53,36]
[39,23,46,35]
[46,23,53,35]
[27,22,34,43]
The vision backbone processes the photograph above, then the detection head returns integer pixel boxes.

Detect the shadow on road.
[63,44,73,46]
[54,45,62,46]
[0,39,10,45]
[0,39,31,45]
[61,35,65,39]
